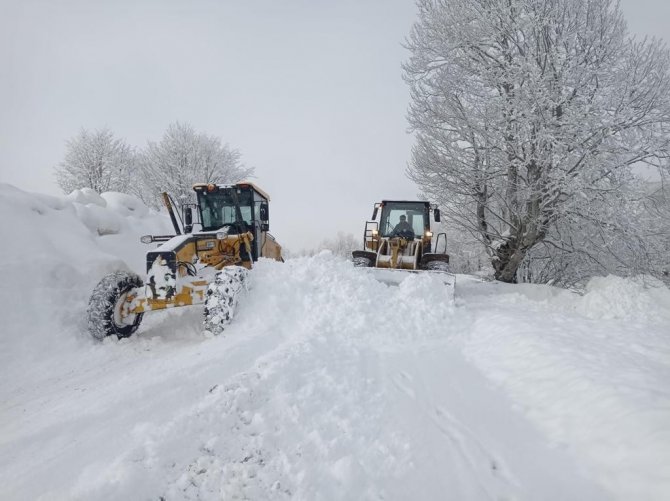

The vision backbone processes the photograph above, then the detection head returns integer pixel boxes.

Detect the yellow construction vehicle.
[352,200,453,287]
[87,182,283,340]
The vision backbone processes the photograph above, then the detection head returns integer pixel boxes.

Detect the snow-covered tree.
[443,225,493,277]
[404,0,670,283]
[137,122,253,208]
[55,128,135,194]
[520,179,670,287]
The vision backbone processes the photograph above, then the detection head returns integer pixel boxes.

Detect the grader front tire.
[87,271,144,340]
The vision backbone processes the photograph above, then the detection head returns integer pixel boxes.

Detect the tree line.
[55,122,252,208]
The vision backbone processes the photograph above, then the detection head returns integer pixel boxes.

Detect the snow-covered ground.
[1,183,669,500]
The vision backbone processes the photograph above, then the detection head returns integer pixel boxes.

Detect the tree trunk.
[491,239,529,283]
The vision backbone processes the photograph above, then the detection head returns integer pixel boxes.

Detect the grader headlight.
[425,231,433,238]
[140,235,153,244]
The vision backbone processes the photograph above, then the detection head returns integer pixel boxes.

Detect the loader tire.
[87,271,144,340]
[423,260,451,272]
[421,253,451,272]
[353,256,373,268]
[352,250,376,268]
[203,266,249,336]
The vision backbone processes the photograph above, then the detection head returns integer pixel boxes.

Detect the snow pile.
[461,277,670,500]
[1,183,669,500]
[101,192,151,217]
[575,274,670,322]
[494,275,670,323]
[0,183,171,367]
[245,252,456,351]
[54,255,598,501]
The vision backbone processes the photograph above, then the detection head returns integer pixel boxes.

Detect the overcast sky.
[1,0,668,251]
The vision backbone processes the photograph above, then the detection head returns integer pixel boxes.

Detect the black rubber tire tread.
[421,253,450,265]
[420,253,451,272]
[87,271,144,340]
[352,256,373,268]
[422,260,451,272]
[352,250,376,268]
[203,266,248,335]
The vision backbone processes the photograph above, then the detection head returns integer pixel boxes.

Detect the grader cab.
[87,182,283,340]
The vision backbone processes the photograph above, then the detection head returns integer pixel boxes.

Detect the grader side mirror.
[372,205,379,220]
[260,202,269,231]
[434,208,441,222]
[184,207,193,233]
[260,202,269,221]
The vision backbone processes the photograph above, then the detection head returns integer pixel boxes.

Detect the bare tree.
[137,122,253,208]
[55,128,135,194]
[404,0,670,283]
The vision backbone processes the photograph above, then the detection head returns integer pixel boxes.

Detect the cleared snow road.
[5,254,655,500]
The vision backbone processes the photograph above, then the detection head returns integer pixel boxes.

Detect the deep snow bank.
[575,274,670,322]
[459,276,670,500]
[0,183,171,368]
[1,183,669,500]
[1,253,606,501]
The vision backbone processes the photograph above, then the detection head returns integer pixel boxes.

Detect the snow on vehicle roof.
[193,181,271,201]
[380,200,430,205]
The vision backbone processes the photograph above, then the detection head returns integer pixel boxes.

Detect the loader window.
[379,202,429,238]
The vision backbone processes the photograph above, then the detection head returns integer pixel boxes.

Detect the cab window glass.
[380,203,428,237]
[198,189,253,230]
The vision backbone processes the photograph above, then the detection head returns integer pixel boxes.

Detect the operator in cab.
[392,214,415,239]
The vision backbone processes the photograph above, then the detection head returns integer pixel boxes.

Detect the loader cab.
[193,183,271,261]
[378,201,431,239]
[354,198,447,270]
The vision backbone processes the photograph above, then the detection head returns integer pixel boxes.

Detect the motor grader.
[352,200,453,287]
[87,182,283,340]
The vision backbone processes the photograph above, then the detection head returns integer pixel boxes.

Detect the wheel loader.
[87,182,283,340]
[352,200,454,289]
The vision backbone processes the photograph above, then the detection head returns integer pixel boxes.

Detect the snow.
[1,183,669,500]
[460,278,670,500]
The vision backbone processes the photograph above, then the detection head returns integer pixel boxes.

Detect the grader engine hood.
[140,232,254,305]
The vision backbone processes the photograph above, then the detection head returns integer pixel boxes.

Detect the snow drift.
[0,183,171,370]
[1,183,669,500]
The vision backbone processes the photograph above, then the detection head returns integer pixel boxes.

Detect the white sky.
[0,0,667,251]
